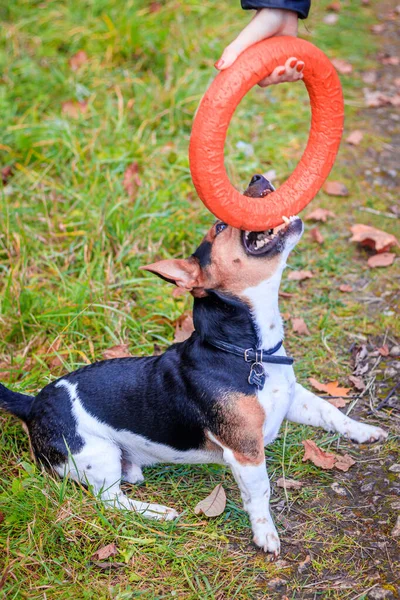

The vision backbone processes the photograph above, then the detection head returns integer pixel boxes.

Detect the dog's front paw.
[346,422,388,444]
[253,524,280,556]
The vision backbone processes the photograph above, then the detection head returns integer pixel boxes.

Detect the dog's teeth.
[282,216,290,225]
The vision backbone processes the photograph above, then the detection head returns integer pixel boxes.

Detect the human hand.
[215,8,298,86]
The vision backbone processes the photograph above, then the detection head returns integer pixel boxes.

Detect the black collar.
[205,338,294,391]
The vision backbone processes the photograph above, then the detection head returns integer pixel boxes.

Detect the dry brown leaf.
[371,23,386,34]
[323,181,349,196]
[339,284,353,293]
[334,454,356,472]
[103,344,132,360]
[292,317,310,336]
[348,375,365,391]
[62,100,88,118]
[346,130,364,145]
[298,555,312,573]
[194,484,226,517]
[362,71,377,84]
[326,397,349,408]
[368,253,395,268]
[279,291,295,298]
[323,13,338,24]
[69,50,89,71]
[91,543,118,561]
[327,1,341,11]
[302,440,336,469]
[287,270,313,281]
[308,378,350,397]
[381,55,399,65]
[363,89,400,107]
[123,162,142,199]
[276,477,303,490]
[305,208,336,222]
[310,227,324,244]
[1,165,13,186]
[149,1,162,12]
[378,344,390,357]
[173,311,194,343]
[331,58,352,74]
[302,440,356,472]
[350,224,399,253]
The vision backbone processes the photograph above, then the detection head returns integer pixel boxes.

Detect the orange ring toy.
[189,36,344,231]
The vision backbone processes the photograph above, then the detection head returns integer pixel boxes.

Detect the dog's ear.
[140,258,204,290]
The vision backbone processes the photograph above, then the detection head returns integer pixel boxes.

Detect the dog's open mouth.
[242,216,300,256]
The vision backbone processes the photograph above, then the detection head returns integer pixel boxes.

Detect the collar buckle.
[244,348,252,362]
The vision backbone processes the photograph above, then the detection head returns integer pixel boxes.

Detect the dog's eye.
[215,222,227,235]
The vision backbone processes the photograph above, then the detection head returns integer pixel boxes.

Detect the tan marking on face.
[204,393,266,466]
[198,224,282,298]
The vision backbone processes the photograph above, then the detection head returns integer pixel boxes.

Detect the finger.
[216,9,281,70]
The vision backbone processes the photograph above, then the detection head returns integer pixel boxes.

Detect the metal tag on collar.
[248,362,267,390]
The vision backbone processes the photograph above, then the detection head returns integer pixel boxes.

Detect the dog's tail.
[0,383,35,421]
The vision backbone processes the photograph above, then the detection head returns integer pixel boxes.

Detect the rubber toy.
[189,36,344,231]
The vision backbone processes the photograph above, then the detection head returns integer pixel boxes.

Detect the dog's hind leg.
[56,440,178,520]
[286,383,387,443]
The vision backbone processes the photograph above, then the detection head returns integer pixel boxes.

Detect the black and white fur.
[0,175,387,555]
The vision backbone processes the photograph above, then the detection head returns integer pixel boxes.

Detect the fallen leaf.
[371,23,386,34]
[62,100,88,118]
[362,71,377,84]
[323,13,338,24]
[1,165,13,185]
[69,50,89,71]
[334,454,356,472]
[348,375,365,391]
[310,227,324,244]
[279,291,295,298]
[308,378,350,397]
[91,543,118,561]
[103,344,132,360]
[276,477,303,490]
[368,253,395,268]
[363,89,400,107]
[282,312,291,321]
[123,162,142,200]
[326,397,349,408]
[302,440,336,469]
[378,344,389,357]
[392,515,400,537]
[149,1,162,12]
[302,440,356,472]
[327,1,341,11]
[339,284,353,292]
[346,130,364,145]
[331,58,353,74]
[298,555,311,573]
[305,208,336,222]
[287,270,313,281]
[194,484,226,517]
[323,181,349,196]
[292,317,310,336]
[350,224,399,253]
[173,311,194,343]
[381,55,399,65]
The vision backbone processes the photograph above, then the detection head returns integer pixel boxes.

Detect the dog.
[0,174,387,555]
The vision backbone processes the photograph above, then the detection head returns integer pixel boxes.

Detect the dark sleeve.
[241,1,310,19]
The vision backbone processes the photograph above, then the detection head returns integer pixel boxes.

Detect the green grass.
[1,0,399,598]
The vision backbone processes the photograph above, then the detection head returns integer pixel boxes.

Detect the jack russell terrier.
[0,174,387,555]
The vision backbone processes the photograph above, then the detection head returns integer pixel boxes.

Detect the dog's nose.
[244,174,275,198]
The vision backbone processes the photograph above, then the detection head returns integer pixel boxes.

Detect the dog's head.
[142,175,303,299]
